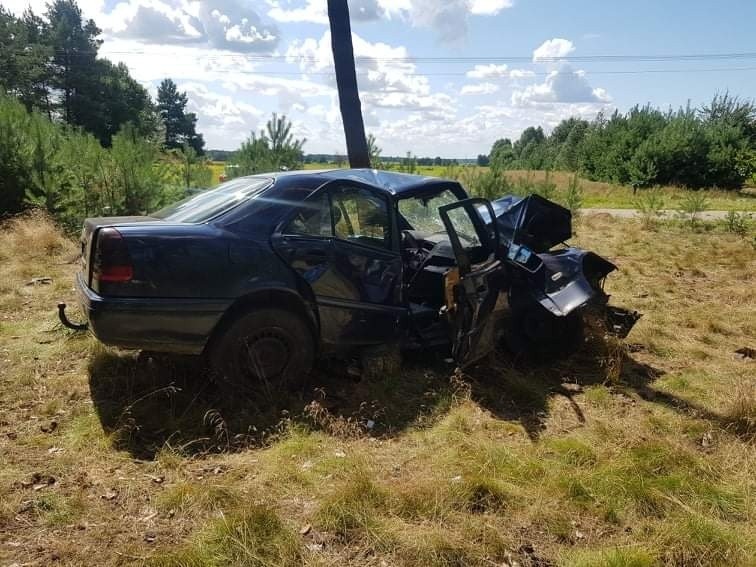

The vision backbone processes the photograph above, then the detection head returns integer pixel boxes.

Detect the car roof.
[241,168,462,196]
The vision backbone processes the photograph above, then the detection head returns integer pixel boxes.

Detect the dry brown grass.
[0,213,754,566]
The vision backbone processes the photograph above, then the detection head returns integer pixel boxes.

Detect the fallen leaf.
[25,277,53,286]
[700,432,715,449]
[102,490,118,501]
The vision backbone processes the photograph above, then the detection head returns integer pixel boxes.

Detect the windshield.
[397,189,460,234]
[152,177,273,223]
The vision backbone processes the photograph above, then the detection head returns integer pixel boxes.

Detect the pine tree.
[156,79,204,154]
[45,0,102,124]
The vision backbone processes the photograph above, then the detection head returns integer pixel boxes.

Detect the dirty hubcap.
[242,331,290,380]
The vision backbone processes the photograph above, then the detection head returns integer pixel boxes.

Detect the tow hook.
[57,302,88,331]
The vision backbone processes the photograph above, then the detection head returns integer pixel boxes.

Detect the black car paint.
[71,169,635,362]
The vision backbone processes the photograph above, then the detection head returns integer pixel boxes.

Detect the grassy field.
[1,212,754,566]
[207,162,225,187]
[300,163,756,212]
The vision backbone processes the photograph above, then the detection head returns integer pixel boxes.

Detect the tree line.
[488,95,756,189]
[0,93,212,229]
[0,1,203,152]
[0,0,214,226]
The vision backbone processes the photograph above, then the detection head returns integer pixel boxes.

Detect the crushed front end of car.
[487,194,641,356]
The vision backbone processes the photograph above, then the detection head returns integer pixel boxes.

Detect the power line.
[104,50,756,63]
[7,47,756,64]
[129,66,756,77]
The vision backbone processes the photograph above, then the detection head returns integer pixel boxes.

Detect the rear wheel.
[209,308,315,395]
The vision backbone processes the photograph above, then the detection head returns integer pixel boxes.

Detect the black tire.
[503,299,584,360]
[209,308,315,394]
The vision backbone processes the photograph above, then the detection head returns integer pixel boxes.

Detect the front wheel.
[503,299,584,360]
[209,308,315,394]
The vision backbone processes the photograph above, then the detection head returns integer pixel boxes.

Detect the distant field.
[207,161,225,187]
[298,163,756,211]
[503,170,756,212]
[0,212,754,565]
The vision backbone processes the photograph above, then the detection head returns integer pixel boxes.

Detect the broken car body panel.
[65,169,639,367]
[488,194,635,325]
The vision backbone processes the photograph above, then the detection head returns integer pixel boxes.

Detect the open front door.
[438,198,503,366]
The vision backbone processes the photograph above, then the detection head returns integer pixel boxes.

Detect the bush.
[0,94,200,229]
[677,190,710,230]
[722,210,752,236]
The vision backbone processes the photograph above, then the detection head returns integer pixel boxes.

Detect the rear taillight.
[92,228,133,285]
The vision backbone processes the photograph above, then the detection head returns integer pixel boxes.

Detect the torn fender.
[532,248,616,317]
[527,247,641,337]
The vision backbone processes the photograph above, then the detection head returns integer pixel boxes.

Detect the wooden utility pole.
[327,0,371,168]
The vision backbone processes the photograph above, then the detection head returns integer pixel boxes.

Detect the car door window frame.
[438,198,499,276]
[325,181,400,255]
[276,186,336,241]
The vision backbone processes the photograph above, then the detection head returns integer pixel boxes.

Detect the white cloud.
[466,63,509,79]
[266,0,382,24]
[287,31,455,115]
[509,68,536,79]
[266,0,328,24]
[378,0,514,41]
[106,1,203,44]
[461,82,499,95]
[532,38,575,62]
[512,67,611,106]
[469,0,513,15]
[103,0,279,52]
[182,82,262,127]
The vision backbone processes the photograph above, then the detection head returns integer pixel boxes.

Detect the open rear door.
[438,198,503,366]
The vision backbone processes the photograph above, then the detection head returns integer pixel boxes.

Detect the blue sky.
[5,0,756,156]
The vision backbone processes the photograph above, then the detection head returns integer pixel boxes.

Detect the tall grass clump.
[153,505,302,567]
[721,384,756,438]
[634,187,666,229]
[563,173,584,218]
[677,190,710,230]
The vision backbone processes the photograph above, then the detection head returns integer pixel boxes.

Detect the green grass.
[152,505,303,566]
[0,211,754,566]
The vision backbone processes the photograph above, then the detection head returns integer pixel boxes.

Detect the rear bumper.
[75,272,229,354]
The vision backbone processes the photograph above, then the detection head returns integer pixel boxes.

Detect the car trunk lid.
[80,216,158,287]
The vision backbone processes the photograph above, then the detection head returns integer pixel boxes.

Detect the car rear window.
[151,177,273,223]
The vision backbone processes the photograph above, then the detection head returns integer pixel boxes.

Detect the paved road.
[581,208,747,221]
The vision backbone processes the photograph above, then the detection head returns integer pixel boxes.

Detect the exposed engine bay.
[397,192,640,357]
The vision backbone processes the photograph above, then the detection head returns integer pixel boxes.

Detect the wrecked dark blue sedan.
[60,169,638,387]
